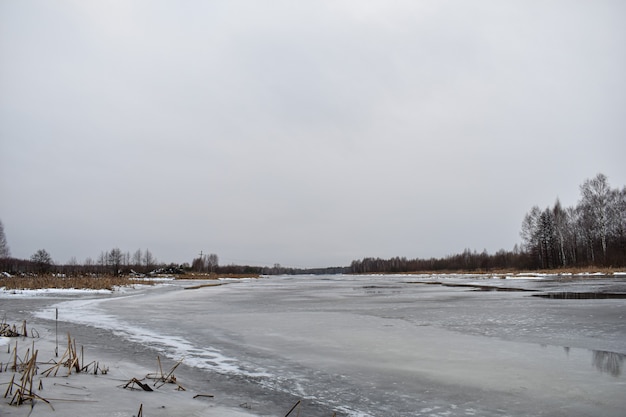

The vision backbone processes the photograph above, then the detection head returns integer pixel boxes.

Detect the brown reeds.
[2,340,37,373]
[42,333,82,377]
[3,347,53,409]
[0,274,156,291]
[0,319,30,338]
[2,330,107,409]
[122,356,186,392]
[80,359,109,375]
[1,320,40,374]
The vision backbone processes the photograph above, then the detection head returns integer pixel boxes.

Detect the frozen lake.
[11,274,626,416]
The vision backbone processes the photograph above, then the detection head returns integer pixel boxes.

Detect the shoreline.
[1,297,265,417]
[1,269,625,293]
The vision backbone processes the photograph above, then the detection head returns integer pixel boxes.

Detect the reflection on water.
[592,350,624,377]
[558,346,623,377]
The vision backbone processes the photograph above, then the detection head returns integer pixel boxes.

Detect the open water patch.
[407,281,537,292]
[532,292,626,299]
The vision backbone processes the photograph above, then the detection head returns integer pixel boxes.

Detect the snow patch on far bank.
[0,287,113,297]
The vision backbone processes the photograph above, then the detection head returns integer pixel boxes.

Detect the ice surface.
[33,295,270,378]
[11,274,626,416]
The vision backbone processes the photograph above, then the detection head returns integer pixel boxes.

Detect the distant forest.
[350,173,625,273]
[0,173,624,276]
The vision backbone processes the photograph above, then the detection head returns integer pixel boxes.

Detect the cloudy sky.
[1,1,625,268]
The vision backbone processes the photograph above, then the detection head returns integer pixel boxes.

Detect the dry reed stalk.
[122,378,153,392]
[284,399,302,417]
[1,319,39,338]
[3,373,15,397]
[4,349,53,409]
[193,394,214,399]
[146,356,185,390]
[8,340,30,372]
[80,360,109,375]
[42,333,81,377]
[1,321,20,337]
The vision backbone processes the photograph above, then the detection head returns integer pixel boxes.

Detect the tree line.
[0,233,346,276]
[350,174,625,273]
[189,253,348,275]
[0,244,161,276]
[520,173,625,269]
[2,174,624,276]
[349,249,527,274]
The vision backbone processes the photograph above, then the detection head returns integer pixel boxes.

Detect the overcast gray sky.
[1,1,625,268]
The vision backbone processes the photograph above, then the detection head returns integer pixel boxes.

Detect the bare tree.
[614,187,626,247]
[565,206,580,265]
[108,248,123,276]
[98,251,108,275]
[207,253,219,273]
[552,200,569,267]
[84,257,94,274]
[143,249,155,272]
[192,254,205,272]
[132,249,142,270]
[31,249,53,274]
[66,256,79,276]
[520,206,542,267]
[0,219,10,259]
[579,173,612,262]
[538,208,556,268]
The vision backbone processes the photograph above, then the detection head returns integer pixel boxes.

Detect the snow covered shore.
[0,288,263,417]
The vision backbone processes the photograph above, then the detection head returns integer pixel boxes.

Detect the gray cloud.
[1,1,625,267]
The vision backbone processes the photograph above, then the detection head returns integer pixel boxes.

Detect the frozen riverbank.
[0,294,265,416]
[2,274,626,416]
